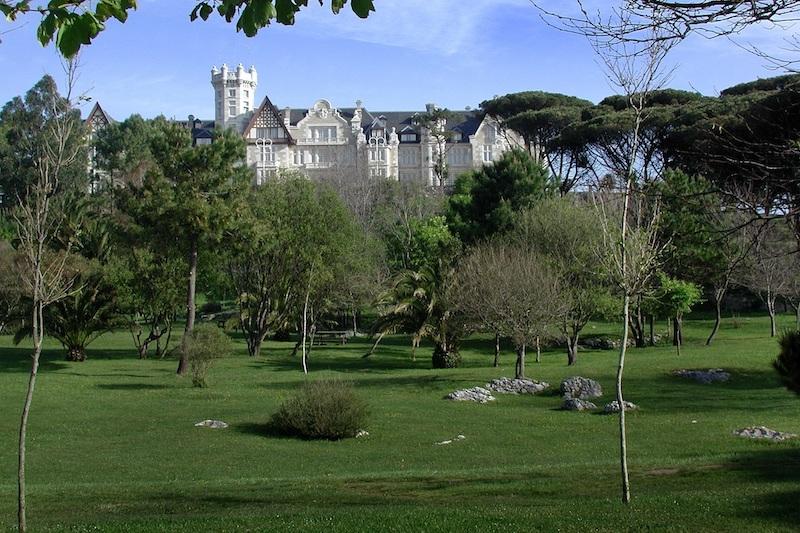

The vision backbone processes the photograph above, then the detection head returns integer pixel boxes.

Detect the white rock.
[673,369,730,384]
[445,387,496,403]
[355,430,369,438]
[603,400,638,413]
[194,419,228,429]
[486,377,549,395]
[560,376,603,400]
[734,426,797,442]
[562,398,597,411]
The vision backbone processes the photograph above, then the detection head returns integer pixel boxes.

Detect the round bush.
[186,323,232,388]
[432,345,461,369]
[774,330,800,394]
[269,380,367,440]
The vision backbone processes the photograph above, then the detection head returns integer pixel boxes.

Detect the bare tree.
[544,4,677,503]
[455,242,565,379]
[737,220,795,337]
[13,59,83,533]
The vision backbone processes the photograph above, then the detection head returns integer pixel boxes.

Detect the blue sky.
[0,0,795,120]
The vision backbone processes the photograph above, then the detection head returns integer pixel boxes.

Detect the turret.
[211,63,258,132]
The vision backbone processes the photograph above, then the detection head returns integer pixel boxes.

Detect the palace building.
[88,63,521,187]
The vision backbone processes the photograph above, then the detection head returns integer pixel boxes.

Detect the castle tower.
[211,63,258,132]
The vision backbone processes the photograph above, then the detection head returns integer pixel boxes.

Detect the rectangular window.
[400,133,417,142]
[399,149,419,166]
[228,106,236,116]
[486,124,497,143]
[244,90,249,98]
[293,150,305,165]
[228,89,236,97]
[371,129,384,139]
[482,145,493,163]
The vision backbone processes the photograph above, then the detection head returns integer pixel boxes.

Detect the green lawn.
[2,314,800,532]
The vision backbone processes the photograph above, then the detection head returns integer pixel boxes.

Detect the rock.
[562,398,597,411]
[603,400,638,413]
[734,426,797,442]
[436,434,467,445]
[194,419,228,429]
[560,376,603,399]
[673,368,730,384]
[581,337,619,350]
[355,430,369,438]
[486,377,549,395]
[445,387,495,403]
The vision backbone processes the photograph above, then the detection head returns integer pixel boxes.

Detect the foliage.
[383,215,459,273]
[446,148,552,244]
[480,91,594,193]
[185,323,232,388]
[269,380,367,440]
[0,75,88,204]
[109,119,249,373]
[2,0,375,57]
[645,274,703,321]
[510,197,617,364]
[105,247,184,358]
[650,170,730,285]
[775,330,800,395]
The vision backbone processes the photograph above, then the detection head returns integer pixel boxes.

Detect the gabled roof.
[243,96,293,143]
[84,102,114,129]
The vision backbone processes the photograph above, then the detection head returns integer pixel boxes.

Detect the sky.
[0,0,797,121]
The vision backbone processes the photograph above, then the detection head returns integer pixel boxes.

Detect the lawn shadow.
[96,383,172,391]
[729,446,800,527]
[619,366,789,413]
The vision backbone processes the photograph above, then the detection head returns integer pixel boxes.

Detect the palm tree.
[369,261,464,368]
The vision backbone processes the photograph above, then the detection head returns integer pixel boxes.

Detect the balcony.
[296,137,349,145]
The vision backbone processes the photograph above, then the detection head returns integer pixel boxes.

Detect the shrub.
[269,380,367,440]
[774,330,800,395]
[186,323,232,388]
[200,301,223,314]
[432,345,461,369]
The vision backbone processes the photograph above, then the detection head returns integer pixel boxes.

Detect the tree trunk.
[535,336,541,364]
[178,237,198,375]
[301,290,310,374]
[796,304,800,332]
[515,344,526,379]
[566,329,579,366]
[19,300,43,533]
[617,294,631,504]
[362,331,386,358]
[768,294,777,338]
[672,315,683,347]
[66,346,86,362]
[493,332,500,367]
[628,303,645,348]
[247,334,263,358]
[706,288,725,345]
[648,315,655,346]
[352,309,358,335]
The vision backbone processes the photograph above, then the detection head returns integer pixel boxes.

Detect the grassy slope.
[1,314,800,532]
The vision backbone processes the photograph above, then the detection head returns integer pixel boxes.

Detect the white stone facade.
[212,63,520,186]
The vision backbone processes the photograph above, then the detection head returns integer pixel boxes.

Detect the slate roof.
[84,102,115,126]
[285,107,485,143]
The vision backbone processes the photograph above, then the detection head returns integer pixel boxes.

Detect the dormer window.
[451,131,462,142]
[400,133,417,142]
[371,128,385,139]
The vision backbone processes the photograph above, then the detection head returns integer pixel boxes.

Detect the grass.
[1,313,800,531]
